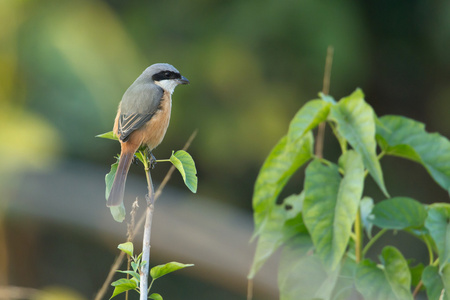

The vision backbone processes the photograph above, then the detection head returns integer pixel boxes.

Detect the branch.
[315,45,334,158]
[94,130,198,300]
[140,156,155,300]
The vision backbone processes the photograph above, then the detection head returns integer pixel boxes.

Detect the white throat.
[155,80,178,95]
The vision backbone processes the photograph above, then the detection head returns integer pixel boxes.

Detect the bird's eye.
[164,72,172,78]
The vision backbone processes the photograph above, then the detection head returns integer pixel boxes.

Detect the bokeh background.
[1,0,449,299]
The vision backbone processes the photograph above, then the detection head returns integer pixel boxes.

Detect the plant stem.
[413,258,440,299]
[362,228,388,258]
[156,159,171,162]
[355,209,362,263]
[412,280,423,299]
[315,45,334,159]
[95,130,197,300]
[140,154,155,300]
[423,234,435,265]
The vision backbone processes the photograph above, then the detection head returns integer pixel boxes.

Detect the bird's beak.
[178,75,190,85]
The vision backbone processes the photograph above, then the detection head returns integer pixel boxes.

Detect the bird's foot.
[148,151,157,169]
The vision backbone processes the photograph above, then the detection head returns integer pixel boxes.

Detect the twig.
[140,157,155,300]
[125,199,139,300]
[94,130,197,300]
[412,280,423,299]
[355,209,362,263]
[247,279,253,300]
[315,46,334,158]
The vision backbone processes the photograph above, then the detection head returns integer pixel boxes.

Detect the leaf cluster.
[110,242,194,299]
[97,132,198,222]
[249,89,450,300]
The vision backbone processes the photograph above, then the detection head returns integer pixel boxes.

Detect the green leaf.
[376,115,450,193]
[319,92,337,104]
[360,196,375,238]
[370,197,427,230]
[110,205,125,223]
[150,262,194,280]
[149,293,163,300]
[105,160,118,200]
[252,133,313,238]
[116,270,140,282]
[248,193,307,279]
[331,258,361,300]
[425,203,450,269]
[110,278,137,299]
[422,265,450,300]
[117,242,133,257]
[303,150,364,270]
[96,131,119,141]
[105,160,126,223]
[278,235,334,300]
[135,151,146,165]
[131,261,138,272]
[355,246,413,300]
[170,150,197,193]
[329,88,389,197]
[287,99,331,144]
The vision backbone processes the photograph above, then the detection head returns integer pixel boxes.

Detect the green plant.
[97,131,197,300]
[110,242,193,299]
[97,131,197,222]
[248,89,450,300]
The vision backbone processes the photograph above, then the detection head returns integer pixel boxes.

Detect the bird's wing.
[118,83,164,142]
[118,113,154,142]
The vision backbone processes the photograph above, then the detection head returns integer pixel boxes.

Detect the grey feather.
[116,63,185,141]
[118,113,154,142]
[117,67,166,140]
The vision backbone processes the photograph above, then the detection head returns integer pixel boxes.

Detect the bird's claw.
[148,151,157,169]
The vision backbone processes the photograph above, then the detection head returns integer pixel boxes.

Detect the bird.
[107,63,189,207]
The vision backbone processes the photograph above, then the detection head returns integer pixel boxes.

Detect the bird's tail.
[107,150,134,207]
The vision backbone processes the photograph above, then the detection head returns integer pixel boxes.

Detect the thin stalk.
[361,228,388,258]
[315,46,334,159]
[94,130,197,300]
[139,154,155,300]
[424,234,435,265]
[355,209,362,263]
[156,159,171,163]
[412,280,423,299]
[413,258,440,299]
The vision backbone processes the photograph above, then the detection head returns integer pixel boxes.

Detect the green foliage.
[425,204,450,270]
[97,131,198,221]
[355,247,412,300]
[117,242,134,257]
[110,242,193,299]
[328,89,388,196]
[376,116,450,193]
[249,89,450,300]
[422,265,450,300]
[96,131,119,141]
[370,197,427,230]
[303,150,364,270]
[169,150,198,193]
[150,262,195,280]
[149,293,163,300]
[105,158,126,223]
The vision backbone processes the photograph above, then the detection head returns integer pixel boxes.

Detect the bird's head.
[143,63,189,94]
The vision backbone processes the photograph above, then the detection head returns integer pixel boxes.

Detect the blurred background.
[1,0,449,299]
